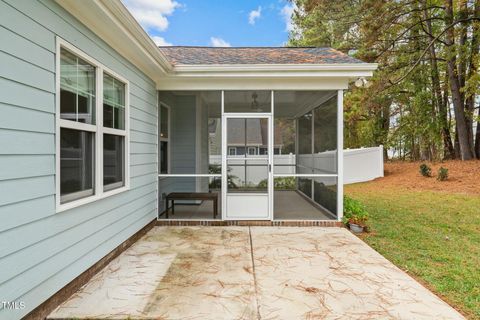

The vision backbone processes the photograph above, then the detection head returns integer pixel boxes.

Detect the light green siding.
[0,0,158,319]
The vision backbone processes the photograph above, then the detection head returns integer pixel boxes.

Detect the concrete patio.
[48,226,464,320]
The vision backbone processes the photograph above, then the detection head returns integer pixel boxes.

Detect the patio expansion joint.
[248,226,261,320]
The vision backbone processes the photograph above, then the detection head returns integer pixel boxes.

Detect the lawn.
[345,161,480,319]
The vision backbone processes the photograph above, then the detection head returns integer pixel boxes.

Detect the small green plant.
[419,163,432,177]
[342,196,369,227]
[437,167,449,181]
[208,165,238,189]
[258,177,295,190]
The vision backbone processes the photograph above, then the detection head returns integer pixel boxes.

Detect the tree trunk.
[442,74,456,159]
[465,0,480,158]
[423,2,455,159]
[476,117,480,158]
[454,128,461,158]
[444,0,475,160]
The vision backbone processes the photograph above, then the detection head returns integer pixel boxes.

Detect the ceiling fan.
[250,92,263,112]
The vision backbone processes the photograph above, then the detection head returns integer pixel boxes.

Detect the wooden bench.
[165,192,218,219]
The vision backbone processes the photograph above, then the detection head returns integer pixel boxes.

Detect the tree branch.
[388,17,480,87]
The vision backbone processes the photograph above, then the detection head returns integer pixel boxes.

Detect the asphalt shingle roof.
[158,46,363,65]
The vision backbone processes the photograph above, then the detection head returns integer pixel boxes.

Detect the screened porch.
[157,90,342,221]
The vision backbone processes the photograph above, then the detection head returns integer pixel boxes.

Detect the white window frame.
[247,147,257,155]
[158,103,171,175]
[228,147,237,156]
[56,37,130,213]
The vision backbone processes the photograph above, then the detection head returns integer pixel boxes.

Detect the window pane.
[224,91,271,113]
[160,106,169,138]
[103,73,125,130]
[60,48,95,124]
[227,118,268,158]
[227,159,268,193]
[104,134,125,190]
[60,128,94,203]
[160,141,168,174]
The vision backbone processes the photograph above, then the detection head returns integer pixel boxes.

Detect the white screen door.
[222,115,272,219]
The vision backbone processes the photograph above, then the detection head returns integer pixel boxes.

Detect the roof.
[158,46,363,65]
[227,119,263,145]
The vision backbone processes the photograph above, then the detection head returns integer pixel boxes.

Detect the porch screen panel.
[206,91,222,175]
[157,176,222,220]
[224,91,271,113]
[157,91,222,218]
[273,91,338,220]
[313,95,337,174]
[297,111,313,197]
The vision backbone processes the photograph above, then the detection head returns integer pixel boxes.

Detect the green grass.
[345,185,480,319]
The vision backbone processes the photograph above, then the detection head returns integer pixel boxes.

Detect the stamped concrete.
[49,226,464,320]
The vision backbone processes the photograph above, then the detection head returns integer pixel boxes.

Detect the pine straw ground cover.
[345,160,480,319]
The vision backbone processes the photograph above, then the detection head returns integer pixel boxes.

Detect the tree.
[288,0,480,161]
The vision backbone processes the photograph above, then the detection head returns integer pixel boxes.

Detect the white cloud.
[123,0,180,32]
[151,36,173,46]
[248,6,262,25]
[280,3,296,32]
[210,37,231,47]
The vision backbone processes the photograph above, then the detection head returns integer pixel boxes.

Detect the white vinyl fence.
[343,146,384,184]
[210,146,384,185]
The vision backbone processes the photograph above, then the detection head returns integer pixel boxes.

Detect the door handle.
[269,164,272,173]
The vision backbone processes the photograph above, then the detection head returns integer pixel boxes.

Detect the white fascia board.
[171,63,377,78]
[157,76,351,91]
[55,0,172,83]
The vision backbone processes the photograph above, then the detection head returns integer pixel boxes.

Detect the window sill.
[56,185,130,213]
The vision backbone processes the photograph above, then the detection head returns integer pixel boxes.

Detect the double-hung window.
[103,73,126,191]
[59,48,96,204]
[57,39,129,211]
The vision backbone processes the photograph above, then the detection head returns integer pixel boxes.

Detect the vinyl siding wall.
[0,0,158,318]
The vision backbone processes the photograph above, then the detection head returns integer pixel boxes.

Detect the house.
[209,117,284,156]
[0,0,376,319]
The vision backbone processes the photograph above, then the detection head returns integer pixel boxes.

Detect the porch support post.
[337,90,344,221]
[221,91,226,219]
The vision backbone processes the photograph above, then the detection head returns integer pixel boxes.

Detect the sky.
[122,0,296,47]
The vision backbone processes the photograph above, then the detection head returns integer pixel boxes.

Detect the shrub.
[419,163,432,177]
[437,167,449,181]
[258,177,296,189]
[342,196,369,227]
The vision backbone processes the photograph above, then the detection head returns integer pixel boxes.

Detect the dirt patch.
[351,160,480,195]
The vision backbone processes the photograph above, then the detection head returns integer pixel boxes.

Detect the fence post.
[379,145,384,177]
